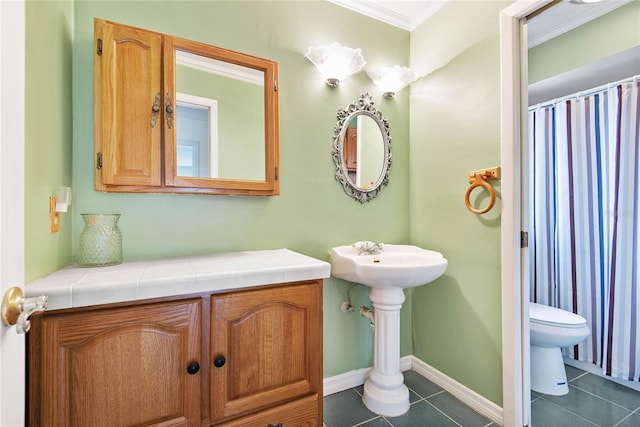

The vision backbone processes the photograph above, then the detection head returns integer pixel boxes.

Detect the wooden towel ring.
[464,174,496,214]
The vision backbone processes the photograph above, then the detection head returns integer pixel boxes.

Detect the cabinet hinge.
[97,38,103,56]
[96,152,103,170]
[521,231,529,248]
[273,78,278,92]
[275,166,279,180]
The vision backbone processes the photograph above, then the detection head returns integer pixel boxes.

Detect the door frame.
[500,1,553,426]
[0,0,26,424]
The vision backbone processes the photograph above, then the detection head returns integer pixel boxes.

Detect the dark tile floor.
[531,364,640,427]
[323,370,496,427]
[323,366,640,426]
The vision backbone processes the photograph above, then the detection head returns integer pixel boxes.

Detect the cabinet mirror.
[165,36,279,193]
[174,53,265,181]
[94,19,279,195]
[332,93,391,203]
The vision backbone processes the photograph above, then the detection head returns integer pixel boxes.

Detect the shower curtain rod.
[529,74,640,111]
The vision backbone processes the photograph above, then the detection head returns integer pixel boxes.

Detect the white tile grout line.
[568,371,591,382]
[613,412,636,427]
[537,393,608,427]
[612,404,640,427]
[353,416,392,427]
[568,383,640,412]
[423,400,463,427]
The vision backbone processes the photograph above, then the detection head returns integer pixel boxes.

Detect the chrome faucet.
[354,241,384,255]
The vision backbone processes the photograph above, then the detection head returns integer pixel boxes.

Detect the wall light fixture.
[305,43,365,87]
[367,66,419,98]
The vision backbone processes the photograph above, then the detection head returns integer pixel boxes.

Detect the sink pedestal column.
[362,287,409,417]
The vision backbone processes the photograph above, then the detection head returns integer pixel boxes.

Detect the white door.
[0,0,26,425]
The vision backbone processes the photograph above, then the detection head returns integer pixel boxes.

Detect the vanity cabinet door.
[210,281,323,425]
[27,299,201,427]
[94,19,163,190]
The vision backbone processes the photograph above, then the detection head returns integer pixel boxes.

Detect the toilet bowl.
[530,302,590,396]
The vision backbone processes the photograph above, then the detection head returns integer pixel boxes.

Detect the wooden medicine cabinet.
[94,19,279,195]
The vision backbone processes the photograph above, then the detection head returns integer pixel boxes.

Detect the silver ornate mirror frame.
[332,93,392,203]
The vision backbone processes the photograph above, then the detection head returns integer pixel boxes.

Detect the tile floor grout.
[422,399,464,427]
[536,396,600,426]
[570,384,639,411]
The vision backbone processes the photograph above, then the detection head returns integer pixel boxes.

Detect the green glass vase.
[77,214,122,267]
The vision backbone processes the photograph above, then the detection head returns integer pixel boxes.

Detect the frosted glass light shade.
[305,43,365,87]
[367,66,418,98]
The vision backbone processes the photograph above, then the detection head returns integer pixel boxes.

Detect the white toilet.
[529,302,590,395]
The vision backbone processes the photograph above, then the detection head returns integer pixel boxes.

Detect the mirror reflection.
[343,115,385,189]
[175,51,265,181]
[332,93,391,203]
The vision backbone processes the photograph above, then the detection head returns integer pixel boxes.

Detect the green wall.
[529,1,640,84]
[25,0,74,282]
[66,0,411,378]
[409,1,510,406]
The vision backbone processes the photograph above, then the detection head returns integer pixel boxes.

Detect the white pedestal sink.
[328,243,448,417]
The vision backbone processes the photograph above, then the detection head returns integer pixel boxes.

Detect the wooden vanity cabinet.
[27,298,202,426]
[27,281,323,427]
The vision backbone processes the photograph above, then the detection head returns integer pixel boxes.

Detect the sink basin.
[329,244,448,288]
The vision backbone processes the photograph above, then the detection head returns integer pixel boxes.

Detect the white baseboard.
[323,365,370,396]
[323,356,413,397]
[323,355,503,426]
[409,356,503,425]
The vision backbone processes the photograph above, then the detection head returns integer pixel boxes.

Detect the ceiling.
[328,0,632,45]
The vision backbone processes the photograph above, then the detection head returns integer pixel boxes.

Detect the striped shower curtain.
[528,77,640,383]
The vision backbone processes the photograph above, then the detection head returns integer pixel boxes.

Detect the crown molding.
[328,0,410,30]
[527,0,632,48]
[327,0,446,31]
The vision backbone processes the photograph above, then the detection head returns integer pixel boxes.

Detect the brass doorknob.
[1,287,47,334]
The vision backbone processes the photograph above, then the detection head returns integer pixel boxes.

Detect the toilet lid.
[530,302,587,328]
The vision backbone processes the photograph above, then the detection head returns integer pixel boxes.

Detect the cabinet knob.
[213,355,226,368]
[267,424,282,427]
[186,361,200,375]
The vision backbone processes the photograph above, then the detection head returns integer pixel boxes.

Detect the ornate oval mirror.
[332,93,391,203]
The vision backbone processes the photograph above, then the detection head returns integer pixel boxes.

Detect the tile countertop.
[25,249,331,311]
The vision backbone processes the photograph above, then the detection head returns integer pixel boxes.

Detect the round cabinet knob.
[213,355,226,368]
[186,362,200,375]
